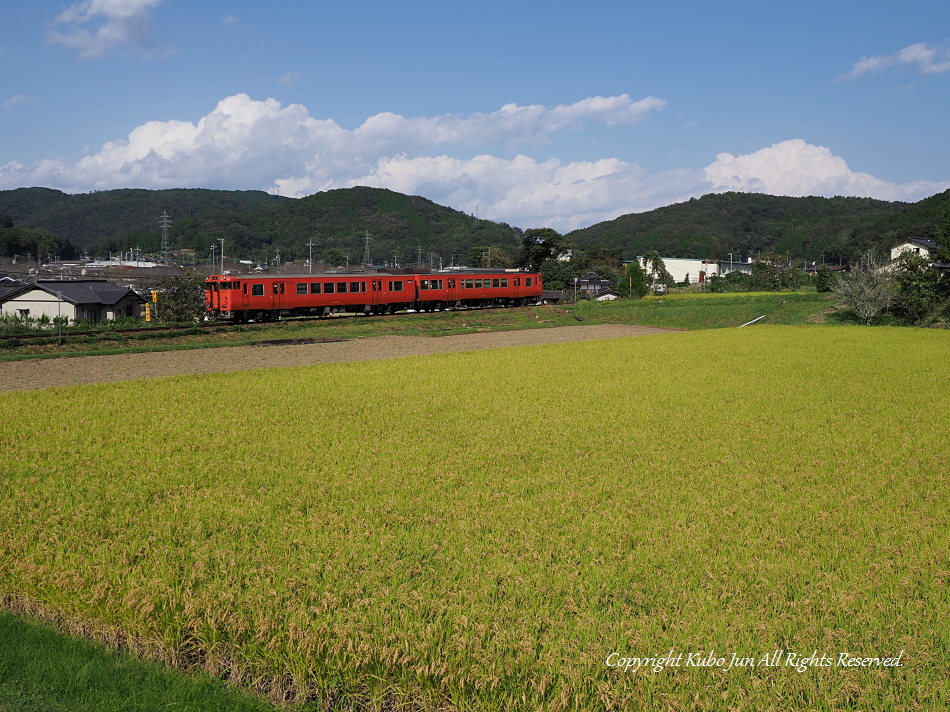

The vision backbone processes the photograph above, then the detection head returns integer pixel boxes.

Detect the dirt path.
[0,324,681,393]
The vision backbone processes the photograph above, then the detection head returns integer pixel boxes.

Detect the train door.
[271,281,287,310]
[371,278,385,309]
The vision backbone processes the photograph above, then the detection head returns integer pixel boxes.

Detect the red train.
[205,269,543,322]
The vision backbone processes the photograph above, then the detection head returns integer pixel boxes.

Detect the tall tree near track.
[831,249,897,325]
[517,228,564,271]
[642,250,673,293]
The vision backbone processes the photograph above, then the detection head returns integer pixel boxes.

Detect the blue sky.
[1,1,949,230]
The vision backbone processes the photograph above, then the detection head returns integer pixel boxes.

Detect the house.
[716,257,753,276]
[0,276,26,302]
[0,279,146,322]
[890,238,936,261]
[631,257,722,283]
[576,272,613,297]
[590,288,620,302]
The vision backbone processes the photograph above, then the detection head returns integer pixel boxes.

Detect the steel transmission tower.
[362,232,373,268]
[159,211,172,264]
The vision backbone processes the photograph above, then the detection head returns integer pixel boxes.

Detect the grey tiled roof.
[8,280,145,306]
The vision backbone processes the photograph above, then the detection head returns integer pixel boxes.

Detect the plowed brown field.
[0,324,680,392]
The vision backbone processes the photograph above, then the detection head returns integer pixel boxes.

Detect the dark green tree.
[623,260,649,298]
[539,259,574,291]
[155,272,207,323]
[894,253,947,324]
[934,212,950,263]
[815,266,834,292]
[517,228,564,271]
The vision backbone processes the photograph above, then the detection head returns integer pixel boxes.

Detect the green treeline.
[2,186,950,266]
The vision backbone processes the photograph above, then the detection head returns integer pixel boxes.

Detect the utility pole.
[218,238,225,274]
[210,245,216,274]
[307,237,315,274]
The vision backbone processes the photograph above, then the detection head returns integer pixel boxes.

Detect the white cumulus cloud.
[1,95,947,230]
[48,0,163,58]
[841,42,950,81]
[703,139,950,202]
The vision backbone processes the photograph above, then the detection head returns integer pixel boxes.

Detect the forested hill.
[2,186,949,266]
[565,190,950,263]
[0,187,521,266]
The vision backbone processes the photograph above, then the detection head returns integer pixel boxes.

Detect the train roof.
[208,268,537,280]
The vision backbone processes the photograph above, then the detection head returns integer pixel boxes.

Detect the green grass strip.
[0,610,271,712]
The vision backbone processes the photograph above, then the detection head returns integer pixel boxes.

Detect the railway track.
[0,322,231,342]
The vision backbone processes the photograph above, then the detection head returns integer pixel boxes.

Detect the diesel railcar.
[205,270,543,322]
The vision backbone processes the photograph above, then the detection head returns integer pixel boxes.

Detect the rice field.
[1,325,948,710]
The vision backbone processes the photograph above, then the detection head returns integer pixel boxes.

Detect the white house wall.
[2,290,78,320]
[638,257,719,283]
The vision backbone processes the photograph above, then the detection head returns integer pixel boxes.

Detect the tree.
[894,253,947,324]
[468,245,510,268]
[815,266,834,292]
[156,272,207,323]
[625,260,649,298]
[831,249,897,325]
[642,251,673,293]
[517,228,564,271]
[539,259,574,291]
[934,212,950,263]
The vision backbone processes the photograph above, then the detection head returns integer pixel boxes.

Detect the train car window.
[337,282,348,293]
[296,283,307,295]
[501,279,508,288]
[526,278,533,287]
[234,281,240,289]
[280,283,285,294]
[420,280,429,290]
[350,282,360,293]
[204,283,213,291]
[325,282,334,294]
[252,284,264,296]
[243,283,247,294]
[388,281,404,292]
[475,279,482,288]
[448,279,455,288]
[514,278,521,286]
[361,282,367,293]
[493,279,500,288]
[310,282,321,294]
[466,279,475,289]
